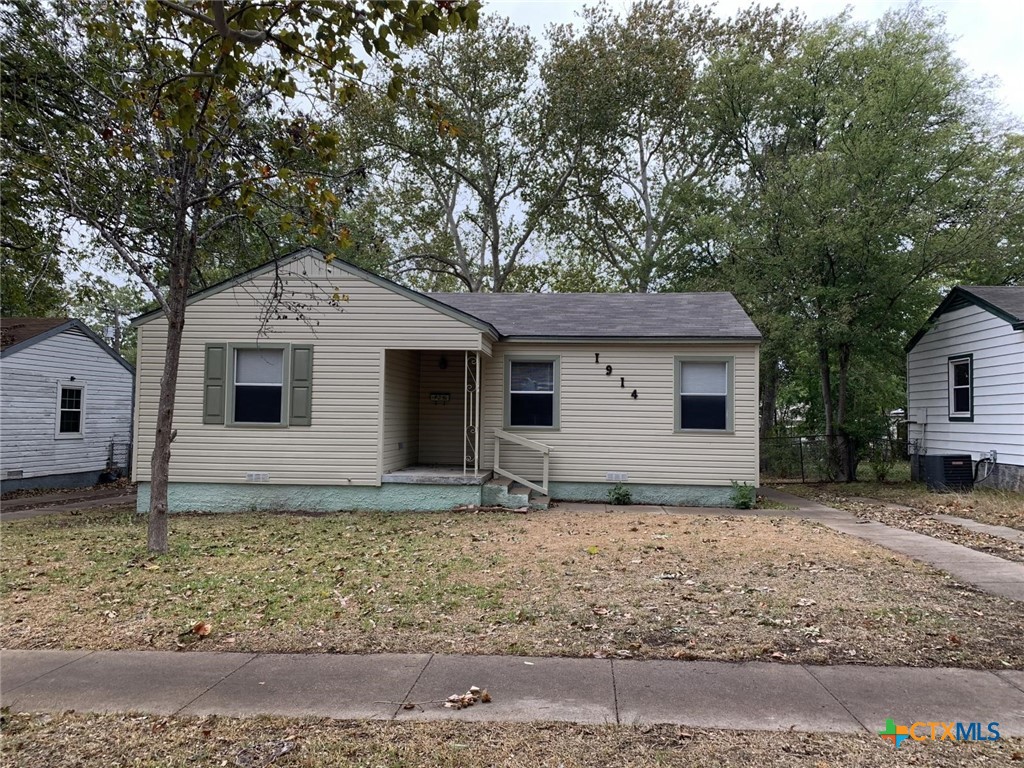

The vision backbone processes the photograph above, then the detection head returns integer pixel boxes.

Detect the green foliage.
[348,15,579,292]
[608,483,632,505]
[730,481,755,510]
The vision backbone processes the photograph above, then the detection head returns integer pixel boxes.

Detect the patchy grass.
[781,483,1024,562]
[2,505,1023,668]
[3,712,1020,768]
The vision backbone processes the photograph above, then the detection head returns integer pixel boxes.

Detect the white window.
[948,356,972,420]
[57,385,84,436]
[507,358,558,428]
[677,359,730,431]
[233,348,284,424]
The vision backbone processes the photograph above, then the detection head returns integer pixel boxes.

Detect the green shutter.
[289,345,313,426]
[203,344,227,424]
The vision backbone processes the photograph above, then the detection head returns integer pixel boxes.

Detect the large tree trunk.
[147,255,190,553]
[760,358,779,435]
[817,343,840,481]
[836,342,856,482]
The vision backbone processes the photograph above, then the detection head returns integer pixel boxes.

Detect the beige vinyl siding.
[133,253,485,485]
[482,342,759,486]
[417,351,467,465]
[381,350,419,472]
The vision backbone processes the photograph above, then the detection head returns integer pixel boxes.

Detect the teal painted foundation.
[548,481,735,507]
[136,482,482,514]
[138,479,737,513]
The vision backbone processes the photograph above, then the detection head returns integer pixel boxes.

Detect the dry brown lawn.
[2,504,1023,668]
[3,712,1021,768]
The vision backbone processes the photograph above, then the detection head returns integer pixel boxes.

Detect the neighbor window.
[507,358,558,428]
[233,347,284,423]
[948,356,973,420]
[57,385,84,435]
[677,359,731,431]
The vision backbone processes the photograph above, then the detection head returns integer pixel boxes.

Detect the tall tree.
[353,16,581,292]
[11,0,478,552]
[0,0,70,317]
[709,6,1024,478]
[542,1,800,292]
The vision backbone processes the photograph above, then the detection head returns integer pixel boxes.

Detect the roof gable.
[130,247,498,338]
[906,285,1024,352]
[0,317,135,373]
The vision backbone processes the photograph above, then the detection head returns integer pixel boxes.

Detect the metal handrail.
[493,428,550,495]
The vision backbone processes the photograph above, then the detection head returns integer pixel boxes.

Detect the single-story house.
[1,317,135,492]
[131,248,761,512]
[906,285,1024,492]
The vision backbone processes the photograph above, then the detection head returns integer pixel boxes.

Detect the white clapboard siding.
[907,305,1024,465]
[1,328,134,479]
[481,343,760,486]
[382,349,419,472]
[133,253,486,485]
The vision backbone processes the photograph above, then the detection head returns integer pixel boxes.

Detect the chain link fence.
[760,435,917,483]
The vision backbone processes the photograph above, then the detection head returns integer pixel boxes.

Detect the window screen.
[234,348,284,423]
[509,360,555,427]
[679,361,728,430]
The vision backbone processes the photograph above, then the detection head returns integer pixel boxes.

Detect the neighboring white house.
[906,286,1024,492]
[1,318,135,492]
[130,248,761,512]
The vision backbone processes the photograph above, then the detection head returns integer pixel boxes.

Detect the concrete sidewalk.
[759,488,1024,602]
[2,650,1023,735]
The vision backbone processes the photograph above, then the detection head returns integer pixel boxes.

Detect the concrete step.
[529,493,551,511]
[482,477,514,506]
[508,484,531,509]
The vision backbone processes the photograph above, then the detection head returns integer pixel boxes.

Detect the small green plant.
[730,480,755,509]
[608,483,632,505]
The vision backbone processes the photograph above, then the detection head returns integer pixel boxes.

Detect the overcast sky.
[487,0,1024,120]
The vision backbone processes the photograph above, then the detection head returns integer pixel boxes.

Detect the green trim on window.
[947,353,974,422]
[503,354,560,431]
[673,355,734,433]
[289,345,314,426]
[203,344,227,424]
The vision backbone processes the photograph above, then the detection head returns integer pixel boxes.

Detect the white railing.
[493,428,550,496]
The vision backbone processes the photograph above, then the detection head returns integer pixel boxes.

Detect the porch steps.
[482,478,550,511]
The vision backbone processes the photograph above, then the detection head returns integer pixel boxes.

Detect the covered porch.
[380,348,487,485]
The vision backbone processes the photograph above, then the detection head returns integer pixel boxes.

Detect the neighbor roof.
[906,285,1024,352]
[0,316,135,373]
[0,317,68,350]
[429,292,761,341]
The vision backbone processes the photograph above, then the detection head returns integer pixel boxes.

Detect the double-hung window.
[57,385,84,436]
[233,347,285,424]
[204,343,313,427]
[948,355,973,421]
[677,358,731,431]
[507,358,558,428]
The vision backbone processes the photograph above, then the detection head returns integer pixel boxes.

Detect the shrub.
[608,483,632,505]
[731,480,755,509]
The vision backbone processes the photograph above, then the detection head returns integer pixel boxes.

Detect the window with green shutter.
[203,343,313,427]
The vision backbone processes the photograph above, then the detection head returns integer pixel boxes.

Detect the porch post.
[464,351,480,476]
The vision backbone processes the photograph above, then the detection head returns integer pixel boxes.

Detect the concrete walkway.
[2,649,1023,734]
[759,488,1024,602]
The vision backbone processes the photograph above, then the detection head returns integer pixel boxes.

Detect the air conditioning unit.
[920,454,973,492]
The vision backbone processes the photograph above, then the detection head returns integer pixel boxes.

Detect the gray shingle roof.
[427,292,761,340]
[960,286,1024,322]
